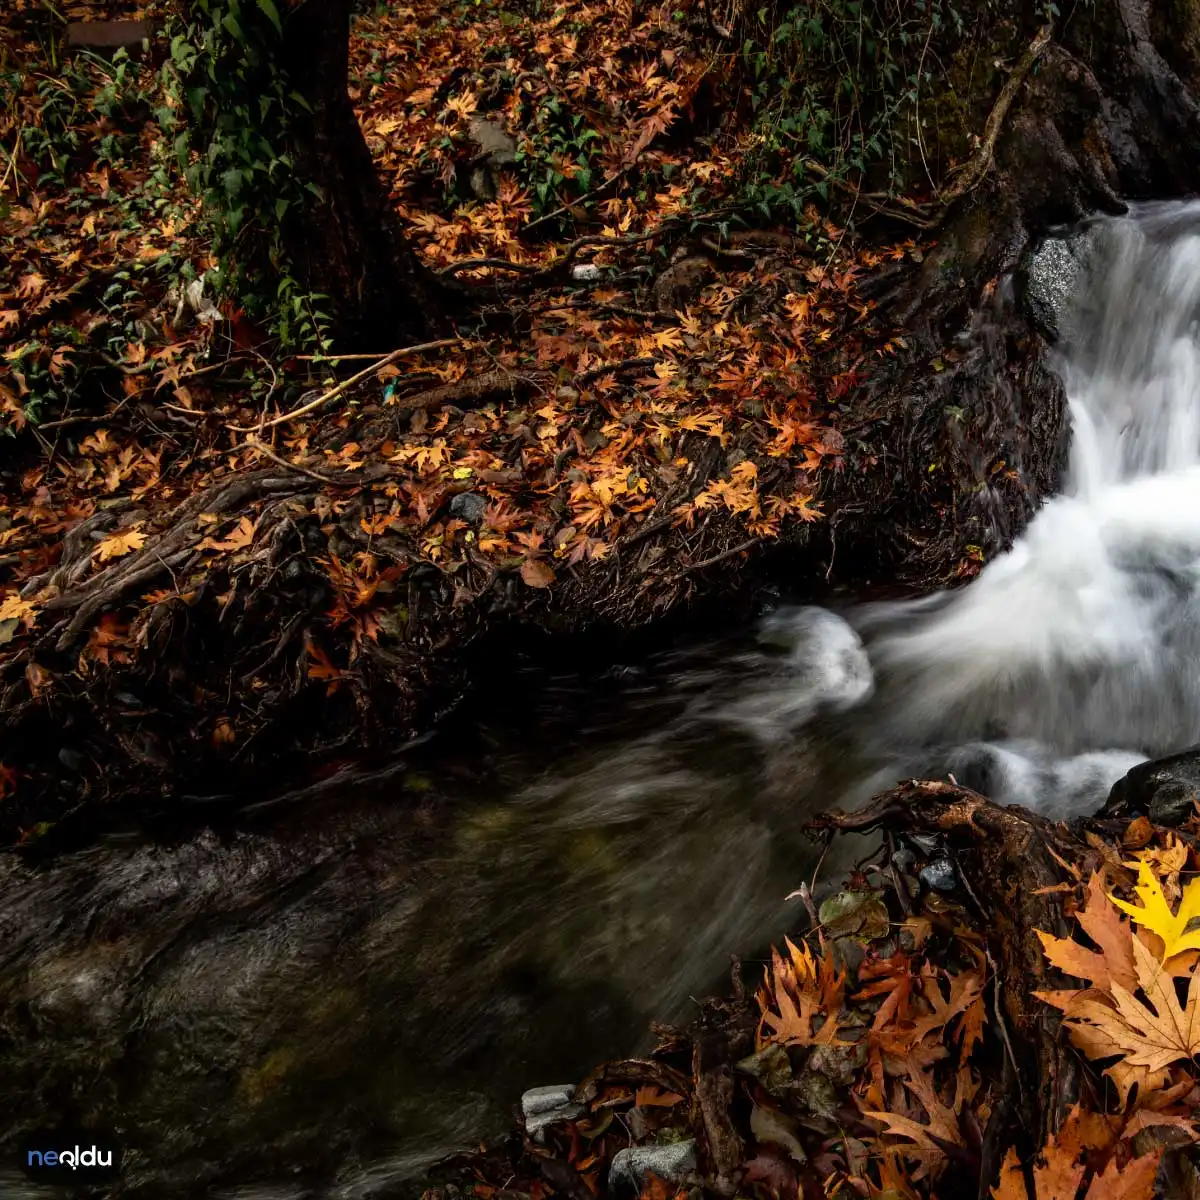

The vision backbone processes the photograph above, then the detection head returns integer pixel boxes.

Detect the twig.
[576,356,657,385]
[242,436,345,486]
[0,128,22,198]
[520,168,626,235]
[438,257,542,277]
[395,369,549,411]
[680,537,761,574]
[226,339,460,432]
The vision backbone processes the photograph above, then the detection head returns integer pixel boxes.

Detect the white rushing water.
[814,200,1200,815]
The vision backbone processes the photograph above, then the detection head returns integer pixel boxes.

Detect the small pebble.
[919,858,958,892]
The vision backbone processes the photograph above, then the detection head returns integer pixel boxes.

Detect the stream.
[5,201,1200,1196]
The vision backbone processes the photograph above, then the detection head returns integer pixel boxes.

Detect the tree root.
[39,470,319,652]
[938,22,1054,205]
[810,781,1104,1150]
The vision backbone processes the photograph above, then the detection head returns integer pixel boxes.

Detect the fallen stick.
[226,338,461,433]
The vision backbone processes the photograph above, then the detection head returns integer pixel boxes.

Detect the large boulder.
[1104,746,1200,825]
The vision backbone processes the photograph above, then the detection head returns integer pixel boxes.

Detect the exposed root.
[39,470,318,652]
[938,23,1054,205]
[811,781,1104,1147]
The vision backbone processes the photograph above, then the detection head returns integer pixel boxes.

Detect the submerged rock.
[1106,747,1200,825]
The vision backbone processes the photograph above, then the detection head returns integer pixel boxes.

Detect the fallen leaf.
[1061,934,1200,1075]
[633,1086,683,1108]
[1037,872,1138,996]
[95,527,147,562]
[0,593,37,625]
[520,558,555,588]
[758,936,847,1049]
[200,516,257,553]
[1110,862,1200,960]
[1082,1149,1163,1200]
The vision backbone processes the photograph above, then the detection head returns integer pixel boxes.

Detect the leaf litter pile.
[432,782,1200,1200]
[0,0,968,838]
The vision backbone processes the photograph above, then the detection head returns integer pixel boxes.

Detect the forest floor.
[0,0,1013,841]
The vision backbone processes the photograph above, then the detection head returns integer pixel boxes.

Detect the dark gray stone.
[521,1084,584,1141]
[1106,748,1200,826]
[449,492,487,524]
[609,1141,697,1193]
[919,858,957,893]
[1020,230,1095,342]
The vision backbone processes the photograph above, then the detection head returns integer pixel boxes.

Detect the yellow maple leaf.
[1110,862,1200,960]
[0,593,36,625]
[95,527,146,563]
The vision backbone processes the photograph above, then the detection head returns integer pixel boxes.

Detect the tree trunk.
[278,0,452,348]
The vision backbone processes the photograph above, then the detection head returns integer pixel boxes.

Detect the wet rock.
[653,255,714,313]
[468,117,517,167]
[919,858,958,893]
[521,1084,584,1141]
[1106,747,1200,826]
[449,492,488,524]
[467,117,517,199]
[1019,230,1095,342]
[735,1043,792,1096]
[609,1141,697,1193]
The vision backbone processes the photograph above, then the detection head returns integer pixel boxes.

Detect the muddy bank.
[0,224,1067,846]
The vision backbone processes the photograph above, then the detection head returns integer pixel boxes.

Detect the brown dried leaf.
[520,557,555,588]
[1081,1149,1163,1200]
[1062,934,1200,1078]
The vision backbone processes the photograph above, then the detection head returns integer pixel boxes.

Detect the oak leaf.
[864,1059,967,1179]
[758,936,846,1049]
[95,527,146,562]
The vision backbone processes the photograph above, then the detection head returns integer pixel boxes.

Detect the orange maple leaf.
[95,526,147,563]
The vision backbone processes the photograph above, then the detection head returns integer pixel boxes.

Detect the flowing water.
[5,202,1200,1196]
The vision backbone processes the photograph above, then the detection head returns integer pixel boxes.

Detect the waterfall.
[834,202,1200,813]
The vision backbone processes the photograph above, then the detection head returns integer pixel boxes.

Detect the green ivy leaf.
[257,0,283,35]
